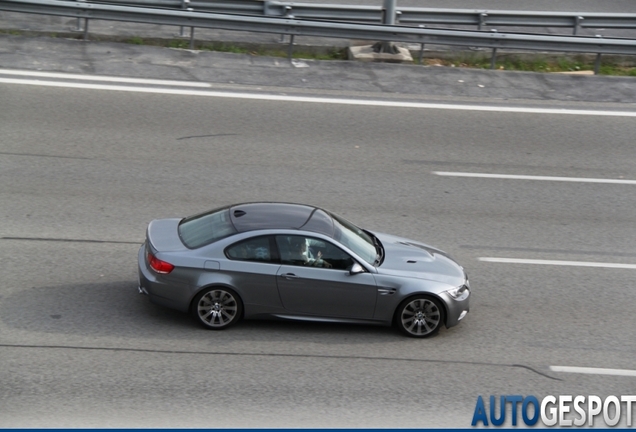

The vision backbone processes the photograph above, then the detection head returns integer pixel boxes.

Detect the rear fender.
[188,280,243,316]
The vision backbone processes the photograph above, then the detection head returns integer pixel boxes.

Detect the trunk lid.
[146,218,187,252]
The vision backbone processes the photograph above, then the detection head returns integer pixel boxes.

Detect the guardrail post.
[189,22,195,49]
[373,0,400,54]
[594,34,604,74]
[479,13,488,31]
[83,16,90,41]
[285,8,295,58]
[288,34,295,60]
[179,0,190,37]
[573,16,584,35]
[280,6,292,42]
[263,0,273,16]
[383,0,396,25]
[490,29,498,68]
[418,25,425,64]
[74,0,86,32]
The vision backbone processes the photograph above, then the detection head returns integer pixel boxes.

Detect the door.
[275,235,378,319]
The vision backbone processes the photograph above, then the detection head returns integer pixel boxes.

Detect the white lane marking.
[1,76,636,117]
[479,257,636,269]
[0,69,211,87]
[433,171,636,185]
[550,366,636,377]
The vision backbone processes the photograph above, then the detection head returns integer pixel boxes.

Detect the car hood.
[372,232,465,285]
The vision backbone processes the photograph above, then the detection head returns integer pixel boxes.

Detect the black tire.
[191,287,243,330]
[395,295,444,338]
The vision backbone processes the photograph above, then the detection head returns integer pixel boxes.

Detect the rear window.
[178,208,237,249]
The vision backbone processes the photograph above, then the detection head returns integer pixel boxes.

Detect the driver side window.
[276,235,355,271]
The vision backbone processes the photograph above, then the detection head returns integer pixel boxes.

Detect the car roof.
[229,202,335,237]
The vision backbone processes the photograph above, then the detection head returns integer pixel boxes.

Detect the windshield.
[178,208,237,249]
[330,213,378,266]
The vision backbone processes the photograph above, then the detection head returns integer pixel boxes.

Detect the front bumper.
[438,289,470,328]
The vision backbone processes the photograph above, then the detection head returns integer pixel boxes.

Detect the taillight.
[148,251,175,274]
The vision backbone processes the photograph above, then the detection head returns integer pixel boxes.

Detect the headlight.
[446,284,469,301]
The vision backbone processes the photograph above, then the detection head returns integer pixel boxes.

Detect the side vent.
[378,288,397,296]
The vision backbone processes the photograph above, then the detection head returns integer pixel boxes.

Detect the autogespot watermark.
[471,395,636,427]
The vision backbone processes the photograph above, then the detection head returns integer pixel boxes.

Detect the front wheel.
[191,287,242,330]
[395,296,444,338]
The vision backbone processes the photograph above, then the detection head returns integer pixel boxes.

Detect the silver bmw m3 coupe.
[138,202,470,338]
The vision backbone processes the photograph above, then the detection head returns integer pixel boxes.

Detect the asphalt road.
[1,52,636,427]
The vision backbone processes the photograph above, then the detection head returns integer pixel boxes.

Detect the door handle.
[280,273,299,280]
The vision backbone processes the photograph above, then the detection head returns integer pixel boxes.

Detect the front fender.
[372,274,455,323]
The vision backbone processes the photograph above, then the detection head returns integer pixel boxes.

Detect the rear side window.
[178,209,237,249]
[226,236,274,263]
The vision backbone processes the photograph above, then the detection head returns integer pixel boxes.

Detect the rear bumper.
[137,245,190,312]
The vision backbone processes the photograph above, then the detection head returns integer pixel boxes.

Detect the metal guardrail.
[1,0,635,74]
[90,0,636,35]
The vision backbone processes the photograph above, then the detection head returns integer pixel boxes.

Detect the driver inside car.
[289,237,332,268]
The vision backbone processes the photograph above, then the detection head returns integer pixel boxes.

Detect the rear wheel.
[191,287,242,330]
[395,296,444,338]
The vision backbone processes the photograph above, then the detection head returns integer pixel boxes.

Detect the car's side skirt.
[265,314,391,326]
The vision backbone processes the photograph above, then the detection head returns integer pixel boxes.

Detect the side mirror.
[349,263,365,275]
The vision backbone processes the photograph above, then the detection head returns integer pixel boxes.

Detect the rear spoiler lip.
[146,218,188,253]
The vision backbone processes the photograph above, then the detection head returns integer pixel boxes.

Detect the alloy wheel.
[399,297,442,337]
[195,289,240,329]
